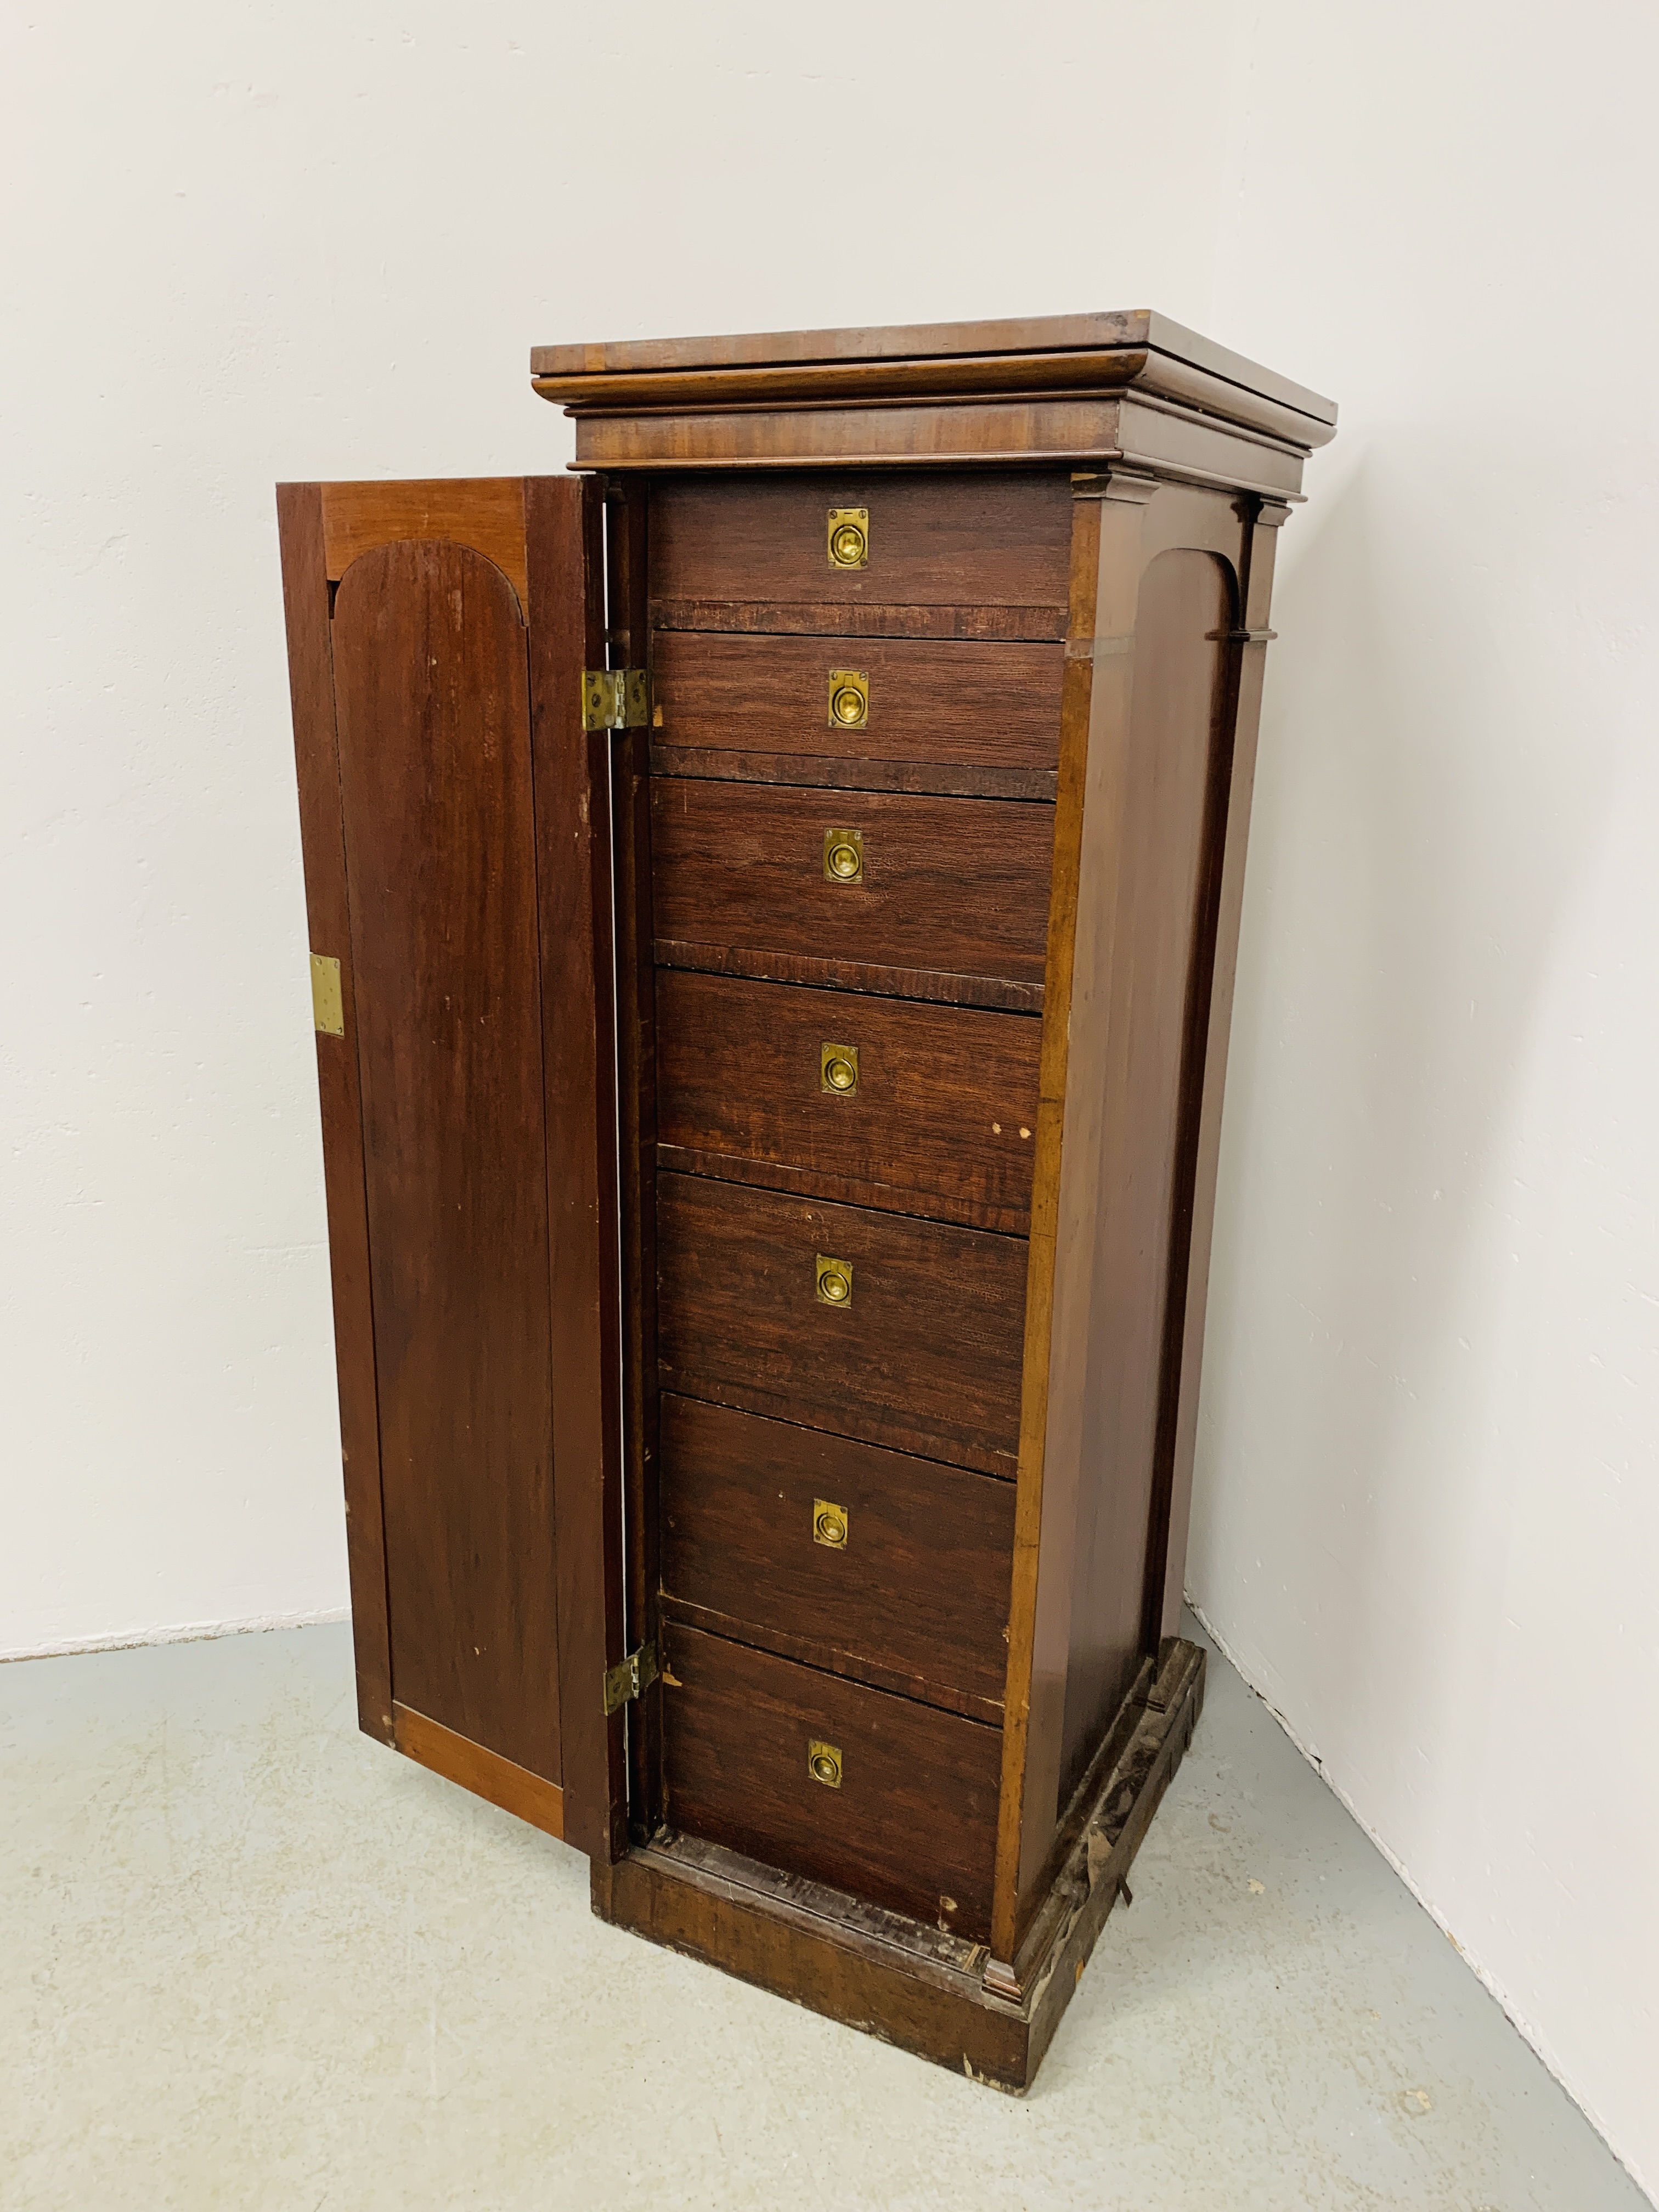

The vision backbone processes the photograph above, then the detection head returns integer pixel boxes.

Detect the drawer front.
[651,781,1055,996]
[651,470,1070,622]
[661,1396,1015,1708]
[653,633,1063,775]
[657,1174,1026,1475]
[656,970,1041,1232]
[662,1622,1001,1940]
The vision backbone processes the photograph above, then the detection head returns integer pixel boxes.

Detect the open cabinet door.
[276,476,629,1863]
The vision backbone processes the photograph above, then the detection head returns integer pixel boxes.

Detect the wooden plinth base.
[592,1637,1205,2091]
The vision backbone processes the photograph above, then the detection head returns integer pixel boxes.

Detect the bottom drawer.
[662,1623,1002,1942]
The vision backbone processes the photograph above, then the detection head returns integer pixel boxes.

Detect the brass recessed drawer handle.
[823,827,864,883]
[808,1739,843,1787]
[827,669,869,730]
[820,1042,859,1096]
[827,508,868,569]
[813,1498,849,1549]
[815,1254,853,1308]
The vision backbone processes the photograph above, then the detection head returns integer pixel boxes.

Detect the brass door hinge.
[310,953,344,1036]
[602,1640,658,1716]
[582,668,651,731]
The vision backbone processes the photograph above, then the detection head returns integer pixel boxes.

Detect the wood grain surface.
[320,478,531,614]
[393,1702,565,1841]
[656,1175,1028,1476]
[650,472,1070,611]
[659,1395,1016,1708]
[655,969,1041,1231]
[524,476,628,1858]
[574,400,1308,495]
[650,598,1068,644]
[275,483,392,1742]
[1152,501,1291,1648]
[652,633,1063,774]
[330,537,561,1786]
[598,1634,1206,2089]
[651,780,1056,996]
[1050,546,1232,1814]
[650,743,1056,804]
[532,346,1335,449]
[531,308,1337,426]
[661,1623,1002,1941]
[603,476,668,1840]
[992,481,1109,1951]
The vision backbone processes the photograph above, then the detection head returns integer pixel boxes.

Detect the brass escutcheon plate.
[815,1254,853,1308]
[827,668,869,730]
[808,1739,843,1788]
[820,1042,859,1095]
[812,1498,849,1549]
[827,507,868,569]
[822,827,864,884]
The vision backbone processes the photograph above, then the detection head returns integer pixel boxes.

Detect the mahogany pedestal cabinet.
[278,312,1336,2089]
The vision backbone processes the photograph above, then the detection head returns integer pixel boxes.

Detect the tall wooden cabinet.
[278,313,1336,2087]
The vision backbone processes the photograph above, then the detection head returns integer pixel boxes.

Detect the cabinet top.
[530,311,1336,484]
[531,309,1335,430]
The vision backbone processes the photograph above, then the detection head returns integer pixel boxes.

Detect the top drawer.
[650,471,1071,634]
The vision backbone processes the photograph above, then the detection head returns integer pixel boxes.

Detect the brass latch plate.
[310,954,344,1037]
[815,1254,853,1308]
[582,668,651,731]
[602,1640,659,1716]
[808,1739,843,1787]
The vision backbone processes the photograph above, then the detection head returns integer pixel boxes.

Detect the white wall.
[2,0,1653,2191]
[1184,1,1659,2196]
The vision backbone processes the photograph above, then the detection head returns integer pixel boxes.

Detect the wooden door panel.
[331,538,561,1785]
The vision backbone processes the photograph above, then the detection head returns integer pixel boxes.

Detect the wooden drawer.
[662,1622,1002,1940]
[661,1395,1015,1716]
[651,780,1055,1012]
[657,1174,1026,1475]
[652,633,1063,781]
[656,970,1041,1233]
[650,470,1071,634]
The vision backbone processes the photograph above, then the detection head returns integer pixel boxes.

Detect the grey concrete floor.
[2,1620,1645,2211]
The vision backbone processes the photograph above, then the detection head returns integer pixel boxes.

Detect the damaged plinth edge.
[589,1637,1206,2092]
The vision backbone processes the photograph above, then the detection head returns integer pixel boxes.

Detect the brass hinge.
[602,1640,658,1716]
[310,953,344,1037]
[582,667,651,731]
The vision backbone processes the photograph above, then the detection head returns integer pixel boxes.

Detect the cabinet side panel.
[331,538,561,1786]
[1055,549,1234,1807]
[275,483,392,1742]
[1154,504,1289,1643]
